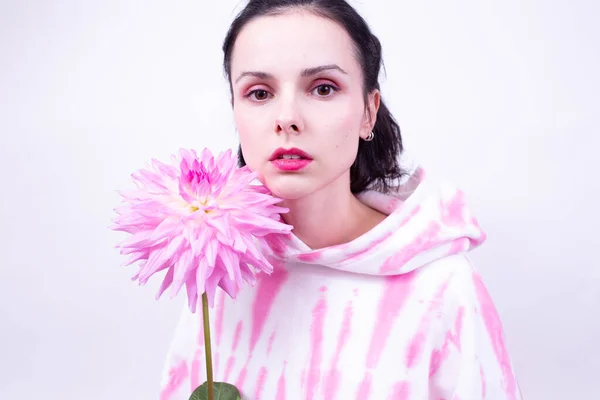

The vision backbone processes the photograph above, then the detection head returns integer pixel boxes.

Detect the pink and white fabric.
[159,168,522,399]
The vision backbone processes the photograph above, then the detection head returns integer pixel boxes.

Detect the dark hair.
[222,0,405,193]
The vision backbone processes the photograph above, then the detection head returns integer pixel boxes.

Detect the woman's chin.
[264,175,317,200]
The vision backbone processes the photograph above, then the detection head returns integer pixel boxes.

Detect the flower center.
[188,199,215,214]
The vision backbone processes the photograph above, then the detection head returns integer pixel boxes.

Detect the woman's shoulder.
[419,253,483,302]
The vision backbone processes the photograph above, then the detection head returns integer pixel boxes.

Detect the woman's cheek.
[236,119,264,171]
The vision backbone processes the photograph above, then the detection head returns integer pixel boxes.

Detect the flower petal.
[204,268,225,307]
[185,278,198,313]
[206,216,232,244]
[155,266,174,300]
[231,229,247,253]
[205,238,218,268]
[240,262,257,286]
[138,235,185,283]
[118,230,166,250]
[195,256,211,295]
[241,250,274,274]
[218,274,240,300]
[231,213,292,236]
[121,250,150,267]
[190,225,211,257]
[217,248,235,282]
[150,216,182,242]
[170,248,194,298]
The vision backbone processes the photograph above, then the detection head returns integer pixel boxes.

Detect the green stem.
[202,292,214,400]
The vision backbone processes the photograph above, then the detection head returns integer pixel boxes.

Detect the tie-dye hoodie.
[159,168,522,400]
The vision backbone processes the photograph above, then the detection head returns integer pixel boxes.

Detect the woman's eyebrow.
[301,64,348,77]
[235,71,273,84]
[234,64,347,84]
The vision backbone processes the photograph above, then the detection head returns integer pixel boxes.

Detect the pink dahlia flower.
[111,148,292,310]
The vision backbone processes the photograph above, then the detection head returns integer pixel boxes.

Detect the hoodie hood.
[264,167,486,276]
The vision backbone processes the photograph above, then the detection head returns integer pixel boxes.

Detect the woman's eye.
[246,89,270,101]
[313,84,337,96]
[254,90,269,100]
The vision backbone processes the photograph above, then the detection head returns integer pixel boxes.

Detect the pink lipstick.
[269,147,313,171]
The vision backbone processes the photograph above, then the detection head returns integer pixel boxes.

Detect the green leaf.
[189,381,241,400]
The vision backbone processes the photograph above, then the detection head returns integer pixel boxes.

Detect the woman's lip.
[271,158,312,171]
[269,147,312,161]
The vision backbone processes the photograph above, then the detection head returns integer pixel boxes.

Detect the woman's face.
[230,10,378,200]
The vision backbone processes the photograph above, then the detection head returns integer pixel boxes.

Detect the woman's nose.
[274,99,304,135]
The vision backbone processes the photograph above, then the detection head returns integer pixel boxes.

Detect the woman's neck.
[281,176,387,250]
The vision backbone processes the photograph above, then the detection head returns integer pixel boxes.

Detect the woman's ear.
[361,89,380,139]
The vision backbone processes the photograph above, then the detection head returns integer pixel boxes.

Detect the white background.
[1,0,598,398]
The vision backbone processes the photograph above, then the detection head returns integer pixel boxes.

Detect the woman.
[160,1,521,399]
